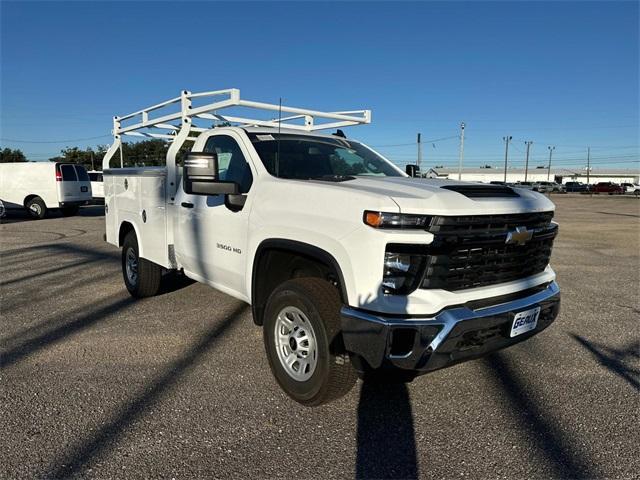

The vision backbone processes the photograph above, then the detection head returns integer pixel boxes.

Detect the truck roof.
[240,126,353,140]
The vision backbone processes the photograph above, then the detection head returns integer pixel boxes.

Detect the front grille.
[419,212,556,291]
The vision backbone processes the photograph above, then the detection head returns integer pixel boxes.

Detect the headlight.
[382,247,427,294]
[364,211,431,229]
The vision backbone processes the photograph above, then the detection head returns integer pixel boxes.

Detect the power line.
[370,134,459,148]
[1,135,111,144]
[369,142,416,147]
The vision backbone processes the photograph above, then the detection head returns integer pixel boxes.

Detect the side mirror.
[183,152,238,196]
[405,164,420,178]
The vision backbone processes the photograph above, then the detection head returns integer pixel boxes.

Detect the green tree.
[47,137,199,169]
[0,148,27,163]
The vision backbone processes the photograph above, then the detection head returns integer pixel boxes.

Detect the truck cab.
[102,89,561,405]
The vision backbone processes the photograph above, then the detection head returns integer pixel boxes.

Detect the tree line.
[0,148,27,162]
[0,140,189,169]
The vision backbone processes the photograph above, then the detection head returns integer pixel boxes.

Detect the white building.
[423,167,639,185]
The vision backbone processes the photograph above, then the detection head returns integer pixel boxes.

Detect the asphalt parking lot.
[1,195,638,479]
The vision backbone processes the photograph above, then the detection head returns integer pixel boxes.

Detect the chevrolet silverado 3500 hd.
[102,89,560,406]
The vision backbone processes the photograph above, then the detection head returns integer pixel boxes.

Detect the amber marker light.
[364,211,383,228]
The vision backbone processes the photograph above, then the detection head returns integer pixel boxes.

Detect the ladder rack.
[102,88,372,202]
[112,88,370,141]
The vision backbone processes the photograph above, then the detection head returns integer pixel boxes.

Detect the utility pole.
[524,141,533,182]
[458,122,465,180]
[417,133,422,172]
[502,136,512,183]
[586,146,591,186]
[547,146,555,181]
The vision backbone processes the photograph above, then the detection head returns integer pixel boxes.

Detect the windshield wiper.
[309,174,356,182]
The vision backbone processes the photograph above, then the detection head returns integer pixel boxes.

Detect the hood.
[314,176,556,215]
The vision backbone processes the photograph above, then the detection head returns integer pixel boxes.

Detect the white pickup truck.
[103,89,560,406]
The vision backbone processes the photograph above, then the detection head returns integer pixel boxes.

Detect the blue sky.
[1,1,638,170]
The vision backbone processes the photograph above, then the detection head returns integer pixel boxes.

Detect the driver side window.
[204,135,253,193]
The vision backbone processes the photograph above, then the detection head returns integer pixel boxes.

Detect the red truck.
[593,182,624,194]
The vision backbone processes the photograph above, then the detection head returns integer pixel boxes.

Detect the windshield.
[248,133,402,179]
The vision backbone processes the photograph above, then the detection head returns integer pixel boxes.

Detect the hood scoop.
[440,184,520,198]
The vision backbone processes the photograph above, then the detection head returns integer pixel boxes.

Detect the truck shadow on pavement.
[484,352,597,479]
[571,334,640,391]
[44,303,249,478]
[356,381,418,479]
[0,205,104,224]
[351,292,418,479]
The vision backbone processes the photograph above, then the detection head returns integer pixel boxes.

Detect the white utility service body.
[103,89,561,405]
[0,162,91,218]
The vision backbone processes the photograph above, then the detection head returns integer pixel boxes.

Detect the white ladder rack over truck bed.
[102,88,371,173]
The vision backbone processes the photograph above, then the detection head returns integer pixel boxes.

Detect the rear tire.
[25,196,46,219]
[61,205,80,217]
[263,277,357,406]
[122,230,162,298]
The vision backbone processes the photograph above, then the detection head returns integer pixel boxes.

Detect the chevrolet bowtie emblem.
[505,226,533,246]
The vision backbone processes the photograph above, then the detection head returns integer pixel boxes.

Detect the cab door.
[174,132,255,298]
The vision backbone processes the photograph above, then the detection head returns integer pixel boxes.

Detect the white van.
[0,162,92,219]
[88,170,105,200]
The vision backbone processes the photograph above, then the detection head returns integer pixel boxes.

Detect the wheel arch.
[23,194,42,208]
[118,220,144,256]
[250,239,349,326]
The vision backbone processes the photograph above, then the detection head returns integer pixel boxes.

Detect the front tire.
[263,278,357,406]
[25,196,46,219]
[122,231,162,298]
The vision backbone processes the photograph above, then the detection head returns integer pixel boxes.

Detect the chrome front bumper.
[340,281,561,373]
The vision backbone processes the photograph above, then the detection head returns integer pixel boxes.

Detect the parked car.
[0,162,92,219]
[593,182,624,194]
[541,181,565,193]
[512,181,535,190]
[534,181,555,193]
[88,170,104,201]
[621,182,640,196]
[513,181,551,193]
[101,89,561,406]
[564,181,590,193]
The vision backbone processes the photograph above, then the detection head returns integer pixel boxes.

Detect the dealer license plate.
[510,306,541,338]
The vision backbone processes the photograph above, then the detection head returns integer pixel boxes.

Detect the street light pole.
[503,136,512,183]
[417,133,422,173]
[524,141,533,182]
[547,146,555,181]
[586,146,591,186]
[458,122,465,180]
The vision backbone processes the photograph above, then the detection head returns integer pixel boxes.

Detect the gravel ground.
[1,195,638,479]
